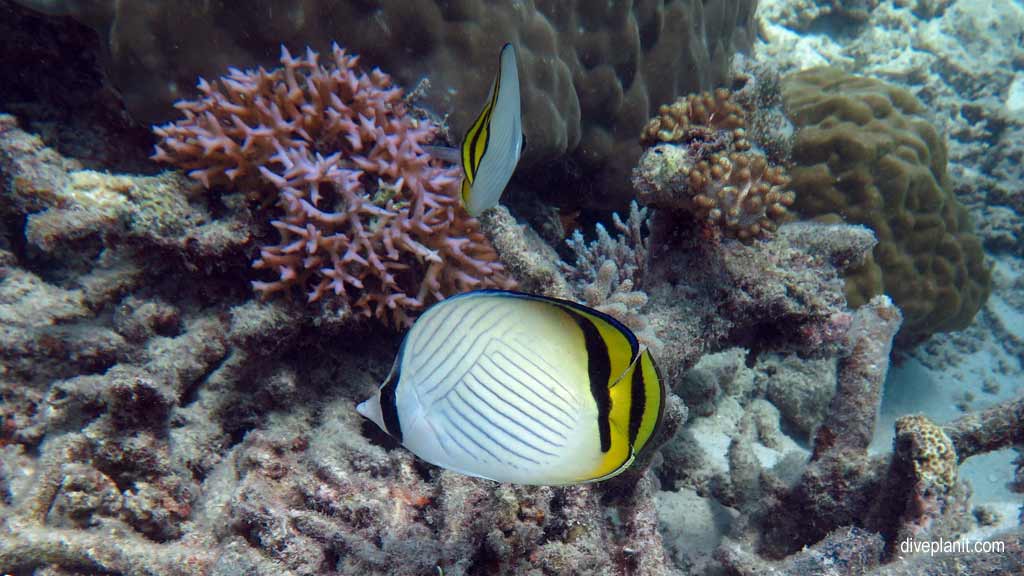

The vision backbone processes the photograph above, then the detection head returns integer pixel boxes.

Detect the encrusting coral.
[634,89,795,243]
[152,45,514,327]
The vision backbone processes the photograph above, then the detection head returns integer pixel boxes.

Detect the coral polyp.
[634,88,795,243]
[641,89,749,149]
[688,152,794,241]
[634,142,794,242]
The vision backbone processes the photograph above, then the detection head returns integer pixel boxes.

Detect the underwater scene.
[0,0,1022,574]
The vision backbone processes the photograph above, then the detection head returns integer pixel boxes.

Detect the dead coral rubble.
[641,217,861,385]
[153,45,514,328]
[708,295,1024,572]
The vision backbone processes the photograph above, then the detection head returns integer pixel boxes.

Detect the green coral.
[780,68,990,345]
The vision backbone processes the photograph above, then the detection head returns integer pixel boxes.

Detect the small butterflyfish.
[425,43,524,216]
[356,289,665,485]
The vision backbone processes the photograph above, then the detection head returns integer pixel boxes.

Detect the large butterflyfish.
[356,289,665,485]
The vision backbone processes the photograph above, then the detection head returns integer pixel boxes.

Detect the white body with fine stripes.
[358,292,606,485]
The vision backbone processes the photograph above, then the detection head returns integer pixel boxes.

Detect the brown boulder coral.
[12,0,758,208]
[780,67,991,345]
[153,45,514,327]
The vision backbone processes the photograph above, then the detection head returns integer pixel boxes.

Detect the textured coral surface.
[633,88,795,243]
[153,46,513,327]
[11,0,758,207]
[780,67,991,345]
[2,5,1022,571]
[3,109,1022,575]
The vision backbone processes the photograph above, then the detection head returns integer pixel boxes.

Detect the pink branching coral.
[152,45,514,326]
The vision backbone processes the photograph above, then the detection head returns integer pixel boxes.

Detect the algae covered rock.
[780,67,990,345]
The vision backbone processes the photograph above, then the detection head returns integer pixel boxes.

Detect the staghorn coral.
[634,88,796,243]
[152,45,514,327]
[561,200,649,291]
[780,67,991,345]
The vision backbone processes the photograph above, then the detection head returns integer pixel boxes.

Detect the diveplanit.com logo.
[899,537,1006,556]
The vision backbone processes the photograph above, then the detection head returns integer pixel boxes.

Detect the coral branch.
[813,295,903,458]
[944,396,1024,463]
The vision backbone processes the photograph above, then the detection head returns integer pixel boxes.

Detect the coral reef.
[611,215,872,407]
[4,10,1022,571]
[711,296,1024,566]
[633,89,795,243]
[152,45,514,327]
[780,67,991,345]
[10,0,758,208]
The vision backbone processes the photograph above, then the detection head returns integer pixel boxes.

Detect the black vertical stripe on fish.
[380,363,402,442]
[628,358,646,445]
[466,95,494,181]
[462,45,505,183]
[565,309,612,453]
[463,73,498,183]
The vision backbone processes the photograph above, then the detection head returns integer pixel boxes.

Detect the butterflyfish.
[356,289,665,485]
[426,43,523,216]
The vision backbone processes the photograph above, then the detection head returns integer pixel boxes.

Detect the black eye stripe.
[380,365,402,442]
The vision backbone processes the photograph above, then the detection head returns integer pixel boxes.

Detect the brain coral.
[153,45,514,327]
[13,0,757,207]
[780,68,990,345]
